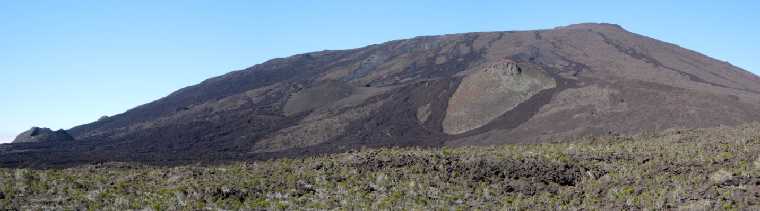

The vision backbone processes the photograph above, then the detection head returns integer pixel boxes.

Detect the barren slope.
[3,23,760,167]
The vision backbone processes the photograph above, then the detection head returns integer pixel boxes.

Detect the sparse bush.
[3,124,760,209]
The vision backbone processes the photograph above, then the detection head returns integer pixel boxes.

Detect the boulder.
[12,127,75,143]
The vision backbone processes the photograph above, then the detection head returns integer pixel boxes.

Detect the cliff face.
[4,23,760,167]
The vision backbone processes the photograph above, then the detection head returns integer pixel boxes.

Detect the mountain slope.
[3,23,760,167]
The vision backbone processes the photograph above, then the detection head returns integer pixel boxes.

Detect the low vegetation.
[3,124,760,210]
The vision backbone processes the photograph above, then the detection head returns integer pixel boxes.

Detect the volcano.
[4,23,760,167]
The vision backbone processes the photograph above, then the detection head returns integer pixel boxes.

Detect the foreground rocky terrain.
[3,23,760,167]
[3,124,760,210]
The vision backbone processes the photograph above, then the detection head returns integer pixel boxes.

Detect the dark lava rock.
[12,127,75,143]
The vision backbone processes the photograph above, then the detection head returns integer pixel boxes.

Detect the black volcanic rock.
[3,23,760,167]
[13,127,75,143]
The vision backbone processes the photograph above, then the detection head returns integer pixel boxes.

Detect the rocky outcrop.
[12,127,75,143]
[443,60,556,134]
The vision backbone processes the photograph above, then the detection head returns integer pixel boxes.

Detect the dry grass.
[3,123,760,210]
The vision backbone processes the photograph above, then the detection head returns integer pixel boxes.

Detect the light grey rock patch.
[417,103,432,123]
[443,60,555,134]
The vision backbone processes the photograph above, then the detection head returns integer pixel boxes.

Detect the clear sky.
[1,1,758,143]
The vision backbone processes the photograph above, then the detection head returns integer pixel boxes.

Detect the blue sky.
[1,1,758,143]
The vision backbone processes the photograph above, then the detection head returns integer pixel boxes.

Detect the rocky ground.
[3,123,760,210]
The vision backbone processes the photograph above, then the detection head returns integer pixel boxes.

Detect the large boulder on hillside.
[12,127,75,143]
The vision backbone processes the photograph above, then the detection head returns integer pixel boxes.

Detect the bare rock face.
[443,60,555,134]
[12,127,74,143]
